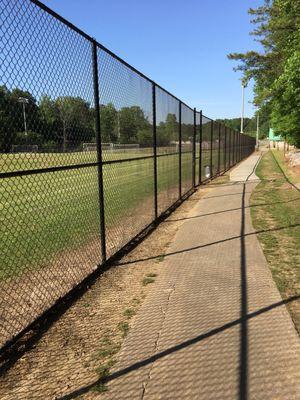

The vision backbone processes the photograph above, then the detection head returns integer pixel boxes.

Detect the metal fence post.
[228,128,231,168]
[199,110,203,185]
[224,125,227,170]
[179,101,182,198]
[233,131,235,165]
[240,133,242,161]
[236,132,239,163]
[193,107,196,188]
[242,135,244,159]
[152,83,158,219]
[92,40,106,262]
[233,131,236,165]
[218,123,221,174]
[210,120,213,178]
[235,132,239,164]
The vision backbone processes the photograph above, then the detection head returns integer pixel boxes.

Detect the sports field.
[0,150,205,280]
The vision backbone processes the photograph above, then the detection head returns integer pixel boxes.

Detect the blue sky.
[42,0,262,119]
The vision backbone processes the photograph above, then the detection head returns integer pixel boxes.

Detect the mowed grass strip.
[0,151,194,280]
[250,150,300,332]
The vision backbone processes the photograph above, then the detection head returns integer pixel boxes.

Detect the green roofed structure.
[269,128,282,141]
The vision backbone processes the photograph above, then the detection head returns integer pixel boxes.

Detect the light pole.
[18,97,29,138]
[240,79,247,134]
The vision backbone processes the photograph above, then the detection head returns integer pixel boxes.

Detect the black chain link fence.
[0,0,256,350]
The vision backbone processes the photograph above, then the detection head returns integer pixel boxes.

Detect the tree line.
[216,117,268,139]
[0,86,194,153]
[228,0,300,147]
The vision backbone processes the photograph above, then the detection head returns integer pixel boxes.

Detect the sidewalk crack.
[140,283,176,399]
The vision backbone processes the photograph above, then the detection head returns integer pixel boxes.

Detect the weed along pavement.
[89,153,300,400]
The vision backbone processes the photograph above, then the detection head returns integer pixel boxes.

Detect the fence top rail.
[30,0,191,109]
[181,102,195,112]
[202,116,240,135]
[202,114,213,122]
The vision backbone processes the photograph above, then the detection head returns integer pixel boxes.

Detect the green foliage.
[41,95,94,151]
[157,113,179,146]
[0,86,41,152]
[216,117,268,139]
[0,85,185,151]
[117,322,129,338]
[15,130,44,145]
[271,49,300,146]
[228,0,300,146]
[100,102,118,143]
[118,106,151,144]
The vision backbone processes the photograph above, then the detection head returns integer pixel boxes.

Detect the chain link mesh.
[181,104,194,195]
[97,47,154,257]
[155,87,180,214]
[195,111,201,185]
[0,0,256,348]
[201,115,212,181]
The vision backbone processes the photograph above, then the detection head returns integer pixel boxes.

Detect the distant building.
[269,128,282,141]
[269,128,285,149]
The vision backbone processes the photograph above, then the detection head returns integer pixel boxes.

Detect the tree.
[40,95,94,151]
[137,128,153,146]
[0,85,16,152]
[39,95,61,146]
[165,113,178,142]
[55,96,94,151]
[100,103,118,143]
[228,0,300,145]
[118,106,150,144]
[271,49,300,146]
[0,86,42,152]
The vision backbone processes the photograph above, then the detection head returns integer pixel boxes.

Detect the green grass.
[90,337,120,361]
[117,322,129,338]
[142,273,157,286]
[123,308,136,319]
[0,151,194,280]
[90,382,108,393]
[251,150,300,332]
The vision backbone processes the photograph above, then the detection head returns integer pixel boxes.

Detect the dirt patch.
[0,187,208,399]
[0,194,155,348]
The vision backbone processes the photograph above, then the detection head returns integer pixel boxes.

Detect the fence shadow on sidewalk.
[58,178,299,399]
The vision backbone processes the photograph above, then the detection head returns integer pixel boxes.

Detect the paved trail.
[103,153,300,400]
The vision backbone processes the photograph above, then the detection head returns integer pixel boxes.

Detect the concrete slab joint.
[103,153,300,400]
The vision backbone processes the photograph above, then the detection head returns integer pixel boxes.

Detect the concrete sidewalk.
[103,154,300,400]
[230,153,261,182]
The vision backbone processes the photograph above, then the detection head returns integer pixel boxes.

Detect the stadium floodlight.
[18,97,29,136]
